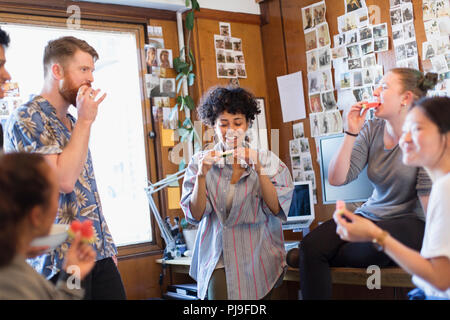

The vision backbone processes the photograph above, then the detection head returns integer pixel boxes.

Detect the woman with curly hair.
[180,87,294,300]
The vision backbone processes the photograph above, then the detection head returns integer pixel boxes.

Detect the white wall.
[78,0,261,14]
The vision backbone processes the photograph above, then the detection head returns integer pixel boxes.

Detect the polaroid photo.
[422,0,436,21]
[325,110,343,134]
[160,78,176,98]
[332,46,347,60]
[224,37,233,50]
[390,0,401,7]
[302,154,313,172]
[291,155,302,169]
[299,138,311,153]
[392,24,404,45]
[431,55,448,73]
[149,37,164,49]
[346,43,361,59]
[402,2,414,23]
[290,139,301,156]
[302,4,315,31]
[373,65,384,86]
[321,90,338,111]
[310,112,323,137]
[436,36,449,55]
[345,0,365,13]
[304,170,317,189]
[308,72,321,94]
[312,1,327,25]
[214,35,225,49]
[217,63,228,78]
[373,23,388,39]
[292,169,305,183]
[395,44,407,61]
[307,50,319,72]
[345,29,359,44]
[355,7,369,27]
[293,122,305,139]
[348,57,362,70]
[157,49,173,68]
[309,93,323,113]
[435,0,450,17]
[145,45,158,69]
[226,64,237,78]
[353,70,363,87]
[403,22,416,41]
[317,22,331,47]
[374,37,389,53]
[390,7,403,25]
[318,47,332,70]
[216,49,226,64]
[362,68,374,85]
[0,100,10,118]
[305,29,318,51]
[237,64,247,78]
[362,54,377,67]
[320,112,331,135]
[225,51,235,64]
[424,20,440,41]
[232,38,242,52]
[234,53,245,64]
[320,69,334,91]
[405,57,420,70]
[334,33,346,47]
[145,74,159,97]
[340,72,352,89]
[359,27,373,42]
[360,40,374,55]
[219,22,231,37]
[338,13,358,33]
[404,40,417,58]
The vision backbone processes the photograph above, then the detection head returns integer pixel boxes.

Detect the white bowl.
[30,224,69,251]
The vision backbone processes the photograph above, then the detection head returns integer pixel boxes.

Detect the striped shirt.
[180,143,294,300]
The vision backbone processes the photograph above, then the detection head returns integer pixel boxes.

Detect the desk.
[156,257,300,282]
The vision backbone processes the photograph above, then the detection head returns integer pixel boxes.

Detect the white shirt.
[412,173,450,299]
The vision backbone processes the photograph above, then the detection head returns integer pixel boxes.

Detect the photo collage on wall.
[389,0,419,69]
[289,122,318,203]
[145,26,178,132]
[215,22,247,79]
[421,0,450,97]
[330,0,388,120]
[302,0,344,142]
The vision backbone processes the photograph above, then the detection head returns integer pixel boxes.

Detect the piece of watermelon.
[68,220,95,244]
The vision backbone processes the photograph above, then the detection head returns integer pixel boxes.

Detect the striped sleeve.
[416,167,432,197]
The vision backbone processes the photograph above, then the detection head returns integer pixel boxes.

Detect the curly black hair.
[197,86,261,126]
[0,28,10,48]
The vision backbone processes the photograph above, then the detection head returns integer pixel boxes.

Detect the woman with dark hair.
[299,68,438,299]
[335,97,450,299]
[180,87,294,300]
[0,153,96,299]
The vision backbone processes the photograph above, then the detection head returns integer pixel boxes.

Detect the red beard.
[59,75,91,107]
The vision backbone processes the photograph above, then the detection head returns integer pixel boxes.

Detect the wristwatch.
[372,230,389,252]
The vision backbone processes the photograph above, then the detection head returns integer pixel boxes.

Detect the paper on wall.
[276,71,307,122]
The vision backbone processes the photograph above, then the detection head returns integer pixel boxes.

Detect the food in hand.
[361,101,380,109]
[68,220,95,244]
[336,200,346,215]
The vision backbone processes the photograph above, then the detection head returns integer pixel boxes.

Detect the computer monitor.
[283,180,314,230]
[318,134,374,204]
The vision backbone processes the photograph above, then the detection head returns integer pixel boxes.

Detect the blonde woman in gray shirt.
[299,68,438,300]
[0,153,96,299]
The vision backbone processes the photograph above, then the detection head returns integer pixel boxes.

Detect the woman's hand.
[233,147,261,173]
[63,232,96,281]
[345,102,370,135]
[333,208,381,242]
[197,150,220,177]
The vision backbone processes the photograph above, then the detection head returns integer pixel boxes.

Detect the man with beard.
[4,36,126,300]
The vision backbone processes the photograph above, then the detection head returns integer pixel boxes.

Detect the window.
[1,16,154,247]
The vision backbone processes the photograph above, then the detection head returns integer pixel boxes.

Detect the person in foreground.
[0,152,96,299]
[334,96,450,300]
[299,68,438,299]
[180,86,294,300]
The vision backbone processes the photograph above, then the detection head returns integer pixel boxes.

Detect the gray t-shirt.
[344,118,431,221]
[0,255,84,300]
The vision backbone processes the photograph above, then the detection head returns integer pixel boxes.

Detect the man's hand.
[76,85,106,124]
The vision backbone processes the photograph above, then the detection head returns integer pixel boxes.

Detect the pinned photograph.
[309,93,323,113]
[0,100,10,118]
[424,19,440,40]
[317,23,331,47]
[291,155,302,169]
[348,57,362,70]
[225,51,234,64]
[145,45,157,73]
[305,29,318,51]
[299,138,311,153]
[219,22,231,36]
[334,33,346,46]
[338,13,358,33]
[292,170,305,183]
[153,96,170,108]
[320,113,330,135]
[235,53,245,64]
[157,49,173,68]
[302,154,313,172]
[290,139,301,156]
[346,29,359,44]
[331,46,347,60]
[390,0,401,6]
[217,63,228,78]
[436,36,449,55]
[355,7,369,27]
[216,50,226,63]
[320,69,334,91]
[149,37,164,49]
[346,44,361,59]
[392,25,404,44]
[215,35,225,49]
[293,122,305,139]
[313,1,327,26]
[359,27,373,41]
[402,2,413,23]
[224,37,233,50]
[321,90,338,111]
[353,70,363,87]
[431,55,448,73]
[373,23,388,38]
[326,110,343,134]
[404,41,417,58]
[162,107,178,130]
[160,78,176,98]
[232,38,242,52]
[353,86,373,102]
[362,54,376,67]
[307,50,319,72]
[373,65,384,85]
[403,22,415,41]
[145,74,160,97]
[405,57,419,70]
[422,1,436,21]
[374,37,389,52]
[360,41,374,55]
[345,0,365,13]
[390,7,403,26]
[308,72,321,94]
[395,44,406,61]
[310,112,322,137]
[227,65,237,78]
[318,47,331,69]
[362,68,374,85]
[340,72,352,89]
[237,64,247,78]
[302,5,315,31]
